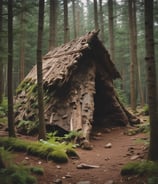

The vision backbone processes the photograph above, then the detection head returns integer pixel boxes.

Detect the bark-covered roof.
[25,30,121,88]
[15,31,140,136]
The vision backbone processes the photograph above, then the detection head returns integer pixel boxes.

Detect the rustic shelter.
[15,31,139,145]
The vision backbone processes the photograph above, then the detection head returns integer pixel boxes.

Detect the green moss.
[66,147,79,158]
[0,147,13,168]
[49,150,68,163]
[0,97,8,118]
[7,165,37,184]
[143,104,149,115]
[27,143,54,159]
[16,78,31,94]
[0,137,77,163]
[0,149,37,184]
[30,167,44,175]
[0,137,28,152]
[125,123,150,136]
[14,102,22,110]
[0,117,7,124]
[0,97,8,109]
[16,78,37,98]
[27,83,37,97]
[121,161,158,176]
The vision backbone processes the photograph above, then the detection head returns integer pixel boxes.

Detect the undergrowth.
[143,104,149,115]
[121,161,158,175]
[121,161,158,184]
[0,136,78,163]
[0,147,44,184]
[0,97,8,125]
[115,87,128,105]
[47,130,83,144]
[17,120,38,135]
[125,123,150,136]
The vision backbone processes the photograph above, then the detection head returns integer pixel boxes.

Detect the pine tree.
[37,0,46,140]
[145,0,158,161]
[8,0,16,137]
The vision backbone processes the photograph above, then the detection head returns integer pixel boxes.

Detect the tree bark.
[76,2,80,37]
[0,0,3,104]
[93,0,99,30]
[145,0,158,161]
[8,0,16,137]
[64,0,69,43]
[99,0,104,42]
[49,0,57,50]
[137,60,144,107]
[37,0,46,140]
[128,0,137,111]
[19,0,25,82]
[72,0,77,38]
[108,0,115,63]
[132,1,144,107]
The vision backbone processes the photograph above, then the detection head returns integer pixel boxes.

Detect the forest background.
[0,0,158,110]
[0,0,158,178]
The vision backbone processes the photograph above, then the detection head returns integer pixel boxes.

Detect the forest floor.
[0,114,149,184]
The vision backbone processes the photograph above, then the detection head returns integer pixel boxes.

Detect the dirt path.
[13,127,148,184]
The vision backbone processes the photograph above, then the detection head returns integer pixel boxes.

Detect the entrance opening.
[93,73,118,130]
[93,74,108,128]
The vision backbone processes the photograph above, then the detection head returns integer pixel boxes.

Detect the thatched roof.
[26,30,121,88]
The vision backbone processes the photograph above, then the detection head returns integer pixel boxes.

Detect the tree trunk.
[137,59,145,107]
[76,2,80,37]
[93,0,99,30]
[8,0,16,137]
[37,0,46,140]
[49,0,57,50]
[99,0,104,42]
[108,0,115,63]
[72,0,77,38]
[145,0,158,161]
[128,0,137,111]
[132,1,144,107]
[0,0,3,104]
[64,0,69,43]
[19,0,25,82]
[0,64,4,104]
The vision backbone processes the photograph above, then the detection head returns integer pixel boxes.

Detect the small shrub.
[17,120,38,135]
[148,177,158,184]
[0,149,37,184]
[64,130,83,143]
[46,131,61,142]
[125,123,150,136]
[121,161,158,176]
[10,165,37,184]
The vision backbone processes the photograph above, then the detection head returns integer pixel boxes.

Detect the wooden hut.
[15,31,139,147]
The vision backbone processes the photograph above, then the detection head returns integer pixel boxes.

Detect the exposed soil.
[0,125,149,184]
